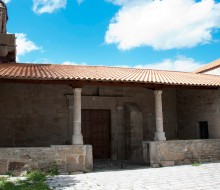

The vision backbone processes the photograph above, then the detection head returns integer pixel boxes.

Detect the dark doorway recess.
[199,121,209,139]
[82,109,111,159]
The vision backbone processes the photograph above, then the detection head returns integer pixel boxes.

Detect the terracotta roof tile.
[194,59,220,73]
[0,63,220,87]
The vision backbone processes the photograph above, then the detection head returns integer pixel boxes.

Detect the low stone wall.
[0,145,93,175]
[143,140,220,167]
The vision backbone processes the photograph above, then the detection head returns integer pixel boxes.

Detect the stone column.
[72,88,83,145]
[154,90,166,141]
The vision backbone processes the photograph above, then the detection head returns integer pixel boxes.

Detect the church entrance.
[82,109,111,159]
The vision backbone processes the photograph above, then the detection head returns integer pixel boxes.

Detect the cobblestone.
[48,163,220,190]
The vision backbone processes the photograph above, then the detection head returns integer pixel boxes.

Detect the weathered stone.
[85,145,93,170]
[182,159,192,165]
[161,152,184,161]
[66,163,84,172]
[0,145,92,174]
[9,162,25,171]
[150,163,160,168]
[143,140,220,167]
[38,162,50,169]
[78,155,84,165]
[0,159,8,174]
[66,155,78,163]
[0,83,179,161]
[160,161,175,167]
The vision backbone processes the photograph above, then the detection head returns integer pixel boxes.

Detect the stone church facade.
[0,1,220,174]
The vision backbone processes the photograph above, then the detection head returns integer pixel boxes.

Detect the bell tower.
[0,0,16,63]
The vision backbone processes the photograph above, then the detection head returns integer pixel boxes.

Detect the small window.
[199,121,209,139]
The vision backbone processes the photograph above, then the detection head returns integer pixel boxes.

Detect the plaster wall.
[204,67,220,76]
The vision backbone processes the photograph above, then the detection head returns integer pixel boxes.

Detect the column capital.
[73,88,82,93]
[154,90,162,96]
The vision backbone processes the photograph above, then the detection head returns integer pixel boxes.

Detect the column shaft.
[154,90,166,141]
[72,88,83,145]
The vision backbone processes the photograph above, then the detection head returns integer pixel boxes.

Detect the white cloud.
[62,57,202,72]
[2,0,10,3]
[16,33,40,56]
[105,0,220,50]
[77,0,84,5]
[33,0,67,14]
[106,0,133,6]
[135,56,204,72]
[62,61,87,65]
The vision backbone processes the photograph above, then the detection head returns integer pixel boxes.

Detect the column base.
[72,134,83,145]
[154,132,166,141]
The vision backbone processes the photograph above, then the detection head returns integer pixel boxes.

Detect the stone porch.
[0,82,220,173]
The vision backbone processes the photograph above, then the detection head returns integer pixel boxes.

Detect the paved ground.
[48,163,220,190]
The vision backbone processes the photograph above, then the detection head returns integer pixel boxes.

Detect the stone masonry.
[0,83,177,151]
[0,145,93,175]
[177,89,220,139]
[143,140,220,167]
[0,83,71,147]
[1,82,220,168]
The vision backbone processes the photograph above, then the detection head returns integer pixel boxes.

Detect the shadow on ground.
[47,175,80,189]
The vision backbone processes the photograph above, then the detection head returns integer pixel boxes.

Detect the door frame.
[67,95,121,160]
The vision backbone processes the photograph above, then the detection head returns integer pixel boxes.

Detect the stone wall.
[143,140,220,167]
[124,103,143,161]
[0,145,93,175]
[177,89,220,139]
[82,86,178,141]
[0,82,178,160]
[0,83,72,147]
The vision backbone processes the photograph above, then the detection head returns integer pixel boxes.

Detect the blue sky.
[3,0,220,71]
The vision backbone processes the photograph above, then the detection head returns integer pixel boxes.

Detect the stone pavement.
[48,163,220,190]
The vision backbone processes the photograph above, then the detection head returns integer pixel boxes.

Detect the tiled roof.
[0,63,220,87]
[194,59,220,74]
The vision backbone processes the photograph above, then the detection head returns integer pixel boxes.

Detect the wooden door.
[82,109,111,159]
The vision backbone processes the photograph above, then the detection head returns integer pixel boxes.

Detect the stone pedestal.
[154,132,166,141]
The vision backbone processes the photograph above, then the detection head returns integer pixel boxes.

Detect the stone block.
[160,161,175,167]
[145,140,220,167]
[182,159,192,165]
[79,155,84,165]
[57,148,72,156]
[8,162,25,171]
[0,160,8,174]
[66,163,84,172]
[66,155,78,163]
[85,145,93,171]
[38,162,50,169]
[162,152,184,161]
[150,163,160,168]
